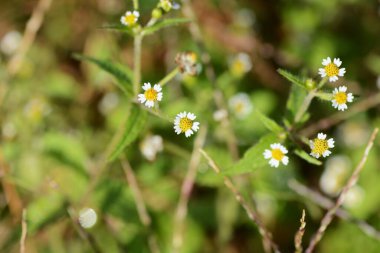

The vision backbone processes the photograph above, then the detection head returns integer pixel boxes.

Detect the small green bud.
[305,78,316,90]
[152,8,162,19]
[159,0,172,12]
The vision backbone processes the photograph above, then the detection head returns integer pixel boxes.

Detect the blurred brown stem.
[200,149,281,253]
[171,126,207,253]
[20,209,27,253]
[289,179,380,241]
[133,34,143,95]
[294,209,306,253]
[121,158,160,253]
[305,128,379,253]
[301,92,380,137]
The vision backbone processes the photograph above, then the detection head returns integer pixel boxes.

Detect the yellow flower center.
[124,15,136,26]
[232,60,245,76]
[235,102,244,113]
[186,52,197,63]
[271,149,284,161]
[144,88,158,101]
[324,63,339,77]
[179,117,193,132]
[334,92,347,104]
[312,139,328,155]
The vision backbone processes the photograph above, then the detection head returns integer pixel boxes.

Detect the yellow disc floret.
[324,63,339,77]
[334,92,347,105]
[312,138,328,156]
[271,149,284,161]
[179,118,193,132]
[124,15,136,26]
[144,88,158,101]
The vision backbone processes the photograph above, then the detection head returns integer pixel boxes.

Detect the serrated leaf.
[107,105,147,161]
[74,54,133,96]
[278,69,307,89]
[294,149,322,166]
[100,24,134,36]
[254,108,284,133]
[142,18,191,36]
[224,133,279,175]
[286,83,308,122]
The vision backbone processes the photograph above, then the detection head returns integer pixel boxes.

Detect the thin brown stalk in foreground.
[172,126,208,253]
[289,179,380,241]
[305,128,379,253]
[200,149,281,253]
[121,159,160,253]
[20,209,27,253]
[294,209,306,253]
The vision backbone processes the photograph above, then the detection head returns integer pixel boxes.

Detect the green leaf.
[286,83,308,122]
[107,105,147,161]
[294,149,322,166]
[142,18,191,36]
[224,133,280,175]
[73,54,133,96]
[100,24,134,36]
[254,108,284,133]
[278,68,307,89]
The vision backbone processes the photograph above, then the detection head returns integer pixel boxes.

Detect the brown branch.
[171,126,208,253]
[120,159,160,253]
[20,209,27,253]
[305,128,379,253]
[289,179,380,241]
[200,149,281,253]
[294,209,306,253]
[301,92,380,137]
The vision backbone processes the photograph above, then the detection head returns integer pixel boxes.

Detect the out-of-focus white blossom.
[140,135,164,161]
[0,31,22,56]
[320,155,351,196]
[78,208,97,229]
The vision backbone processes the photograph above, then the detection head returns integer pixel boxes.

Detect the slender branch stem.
[200,149,281,253]
[294,209,306,253]
[294,90,315,124]
[305,128,379,253]
[301,92,380,137]
[288,179,380,241]
[133,34,143,95]
[158,67,179,87]
[20,209,27,253]
[121,158,160,253]
[133,0,139,10]
[171,126,208,253]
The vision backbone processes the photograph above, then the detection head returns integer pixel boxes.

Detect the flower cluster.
[120,10,140,27]
[175,51,200,76]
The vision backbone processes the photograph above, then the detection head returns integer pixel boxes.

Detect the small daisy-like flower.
[120,11,140,27]
[140,135,164,161]
[263,143,289,168]
[174,112,200,137]
[228,93,253,119]
[229,53,252,77]
[310,133,335,159]
[137,83,163,108]
[175,51,199,76]
[318,57,346,82]
[78,208,97,229]
[331,86,353,111]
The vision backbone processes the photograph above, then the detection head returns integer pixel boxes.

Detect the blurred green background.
[1,0,380,252]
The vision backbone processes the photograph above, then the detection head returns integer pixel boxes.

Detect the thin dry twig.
[294,209,306,253]
[200,149,281,253]
[171,126,208,253]
[289,179,380,241]
[301,92,380,137]
[20,209,27,253]
[121,158,160,253]
[305,128,379,253]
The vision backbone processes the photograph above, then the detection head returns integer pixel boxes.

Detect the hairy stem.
[158,67,179,87]
[20,209,27,253]
[133,0,139,10]
[305,128,379,253]
[294,209,306,253]
[294,90,315,124]
[133,34,143,95]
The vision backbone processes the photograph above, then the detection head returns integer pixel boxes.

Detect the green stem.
[133,0,139,10]
[294,90,316,124]
[133,34,142,95]
[158,67,179,86]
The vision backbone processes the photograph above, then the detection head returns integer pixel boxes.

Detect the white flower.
[78,208,97,229]
[0,31,21,56]
[309,133,334,159]
[263,143,289,168]
[318,57,346,82]
[338,121,370,148]
[343,185,365,209]
[331,86,353,111]
[137,83,163,108]
[228,93,253,119]
[213,109,228,122]
[175,51,199,76]
[320,155,351,196]
[140,135,163,161]
[229,53,252,77]
[174,112,200,137]
[98,92,119,115]
[120,10,140,26]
